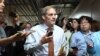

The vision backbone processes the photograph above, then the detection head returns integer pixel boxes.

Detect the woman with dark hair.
[70,16,93,56]
[71,18,80,33]
[60,17,71,31]
[91,20,99,32]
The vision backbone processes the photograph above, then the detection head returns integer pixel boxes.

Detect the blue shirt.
[0,26,7,55]
[88,31,100,56]
[0,26,6,38]
[70,31,92,56]
[24,24,66,56]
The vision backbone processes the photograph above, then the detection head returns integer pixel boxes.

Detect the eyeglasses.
[80,22,89,24]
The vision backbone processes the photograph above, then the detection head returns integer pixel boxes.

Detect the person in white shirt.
[24,6,66,56]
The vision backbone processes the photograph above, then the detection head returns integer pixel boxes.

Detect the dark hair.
[99,21,100,30]
[79,16,93,24]
[20,22,32,30]
[60,17,72,30]
[91,20,100,32]
[60,17,67,27]
[9,12,17,18]
[70,18,80,32]
[72,18,79,23]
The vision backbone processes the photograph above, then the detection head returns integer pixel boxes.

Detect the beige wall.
[69,0,100,21]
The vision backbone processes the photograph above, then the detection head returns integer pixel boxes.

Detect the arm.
[24,37,42,54]
[70,33,77,47]
[87,33,96,54]
[0,31,30,46]
[70,33,78,56]
[58,32,66,56]
[70,33,87,56]
[24,33,52,54]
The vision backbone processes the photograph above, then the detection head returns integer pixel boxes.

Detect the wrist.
[40,40,44,45]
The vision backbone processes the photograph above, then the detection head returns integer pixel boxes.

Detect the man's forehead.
[46,8,56,13]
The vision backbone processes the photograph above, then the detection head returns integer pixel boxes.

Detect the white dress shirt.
[24,24,66,56]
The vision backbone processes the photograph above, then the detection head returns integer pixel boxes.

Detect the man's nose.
[2,3,5,8]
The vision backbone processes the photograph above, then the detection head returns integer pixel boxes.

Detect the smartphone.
[47,31,53,36]
[71,47,78,50]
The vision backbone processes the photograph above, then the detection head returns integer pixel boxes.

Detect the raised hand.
[40,33,53,45]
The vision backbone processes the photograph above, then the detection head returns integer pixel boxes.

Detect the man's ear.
[42,16,45,20]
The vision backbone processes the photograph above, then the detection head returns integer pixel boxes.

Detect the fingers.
[15,31,31,40]
[45,36,53,41]
[87,44,93,48]
[20,32,31,39]
[22,31,30,36]
[18,30,32,36]
[40,35,53,45]
[17,30,35,35]
[12,30,35,41]
[58,52,65,56]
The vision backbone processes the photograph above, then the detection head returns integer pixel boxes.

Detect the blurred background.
[4,0,100,26]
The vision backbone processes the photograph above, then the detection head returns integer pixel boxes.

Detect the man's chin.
[51,22,55,25]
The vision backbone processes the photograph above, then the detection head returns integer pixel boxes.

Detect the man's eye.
[48,14,57,16]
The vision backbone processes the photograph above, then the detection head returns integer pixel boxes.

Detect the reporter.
[0,0,30,46]
[0,31,30,45]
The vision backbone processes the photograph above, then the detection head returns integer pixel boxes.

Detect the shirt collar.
[81,30,92,36]
[40,23,54,31]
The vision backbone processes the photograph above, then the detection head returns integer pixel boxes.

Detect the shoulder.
[92,31,100,38]
[93,31,100,35]
[54,25,63,30]
[65,30,72,34]
[73,31,82,36]
[72,31,83,38]
[31,24,41,30]
[54,25,64,33]
[91,31,100,43]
